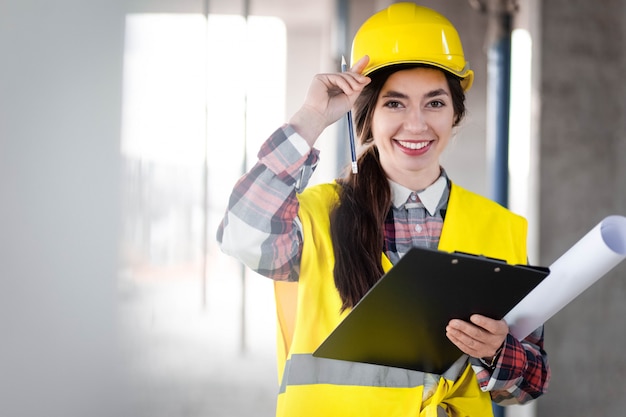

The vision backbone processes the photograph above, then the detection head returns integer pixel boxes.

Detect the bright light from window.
[509,28,532,216]
[205,14,286,190]
[120,13,286,269]
[122,14,207,165]
[122,14,286,168]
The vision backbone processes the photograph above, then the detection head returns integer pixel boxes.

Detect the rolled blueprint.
[504,215,626,340]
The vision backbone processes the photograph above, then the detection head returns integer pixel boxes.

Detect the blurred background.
[1,0,625,416]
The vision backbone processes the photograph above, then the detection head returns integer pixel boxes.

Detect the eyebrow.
[381,88,449,99]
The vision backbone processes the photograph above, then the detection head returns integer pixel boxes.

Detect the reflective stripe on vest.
[279,353,469,394]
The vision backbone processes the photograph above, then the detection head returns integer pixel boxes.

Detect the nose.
[403,107,428,134]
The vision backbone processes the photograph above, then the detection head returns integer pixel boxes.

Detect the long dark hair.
[329,65,467,311]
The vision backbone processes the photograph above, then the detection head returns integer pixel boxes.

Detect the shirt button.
[410,194,417,201]
[415,224,423,232]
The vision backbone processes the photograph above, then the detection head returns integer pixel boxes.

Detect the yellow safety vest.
[273,182,527,417]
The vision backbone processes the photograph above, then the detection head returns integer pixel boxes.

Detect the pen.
[341,56,358,174]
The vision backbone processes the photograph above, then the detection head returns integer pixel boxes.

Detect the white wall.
[0,1,130,416]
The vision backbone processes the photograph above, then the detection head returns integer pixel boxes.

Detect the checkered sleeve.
[471,326,551,405]
[216,125,319,281]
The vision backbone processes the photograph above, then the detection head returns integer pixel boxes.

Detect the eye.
[427,99,446,109]
[383,100,404,109]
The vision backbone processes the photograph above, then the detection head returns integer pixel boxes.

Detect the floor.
[118,250,278,417]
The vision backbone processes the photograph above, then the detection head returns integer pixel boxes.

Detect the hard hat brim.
[362,60,474,92]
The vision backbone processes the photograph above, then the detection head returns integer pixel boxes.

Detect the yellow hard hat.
[351,2,474,91]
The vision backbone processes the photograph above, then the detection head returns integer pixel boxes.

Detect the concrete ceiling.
[126,0,334,29]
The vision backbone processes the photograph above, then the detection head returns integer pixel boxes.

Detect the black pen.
[341,56,358,174]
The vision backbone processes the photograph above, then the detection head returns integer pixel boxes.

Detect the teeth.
[398,140,429,150]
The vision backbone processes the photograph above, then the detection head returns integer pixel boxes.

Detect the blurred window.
[120,13,286,281]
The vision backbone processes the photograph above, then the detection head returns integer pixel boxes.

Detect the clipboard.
[313,247,549,374]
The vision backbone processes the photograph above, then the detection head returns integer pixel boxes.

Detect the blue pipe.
[488,10,513,209]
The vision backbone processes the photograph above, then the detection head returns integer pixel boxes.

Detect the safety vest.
[273,182,527,417]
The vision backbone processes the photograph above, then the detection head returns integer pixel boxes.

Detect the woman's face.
[371,67,456,190]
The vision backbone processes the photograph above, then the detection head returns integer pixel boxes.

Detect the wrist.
[288,107,327,146]
[480,345,503,370]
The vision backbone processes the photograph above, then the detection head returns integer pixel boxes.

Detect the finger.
[446,326,483,357]
[451,321,507,359]
[470,315,508,336]
[317,74,369,102]
[350,55,370,74]
[447,320,501,357]
[446,322,482,346]
[447,326,501,360]
[336,70,371,92]
[448,319,484,340]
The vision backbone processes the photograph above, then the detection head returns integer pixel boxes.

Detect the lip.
[394,139,433,155]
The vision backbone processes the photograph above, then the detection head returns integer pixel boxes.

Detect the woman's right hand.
[288,55,370,146]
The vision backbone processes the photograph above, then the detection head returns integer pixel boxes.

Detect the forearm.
[216,125,319,280]
[472,326,551,404]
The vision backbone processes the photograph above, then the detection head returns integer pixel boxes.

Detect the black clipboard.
[313,246,549,374]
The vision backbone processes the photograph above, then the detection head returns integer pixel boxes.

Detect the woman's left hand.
[446,314,508,360]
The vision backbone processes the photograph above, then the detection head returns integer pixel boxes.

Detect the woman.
[217,3,549,416]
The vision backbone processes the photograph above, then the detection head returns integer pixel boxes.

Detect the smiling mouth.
[397,140,431,150]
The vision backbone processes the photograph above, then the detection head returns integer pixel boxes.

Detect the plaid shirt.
[217,125,550,405]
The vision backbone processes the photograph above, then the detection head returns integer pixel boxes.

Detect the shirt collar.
[389,173,448,216]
